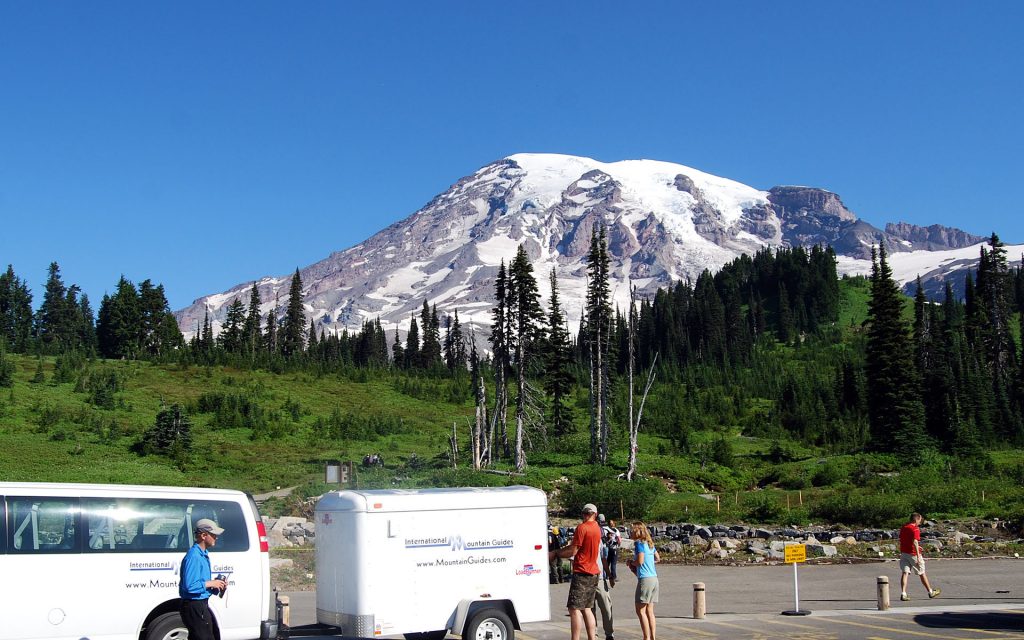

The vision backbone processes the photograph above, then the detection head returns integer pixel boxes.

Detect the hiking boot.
[929,588,941,599]
[900,594,910,601]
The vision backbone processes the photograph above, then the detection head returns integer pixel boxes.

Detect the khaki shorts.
[899,552,925,575]
[636,576,660,604]
[567,573,599,610]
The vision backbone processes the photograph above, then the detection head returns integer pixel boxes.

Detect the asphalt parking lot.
[285,558,1024,639]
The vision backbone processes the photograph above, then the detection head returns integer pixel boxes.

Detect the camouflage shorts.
[567,573,599,610]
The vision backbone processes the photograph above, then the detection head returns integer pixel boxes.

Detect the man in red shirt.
[899,512,940,601]
[550,503,602,640]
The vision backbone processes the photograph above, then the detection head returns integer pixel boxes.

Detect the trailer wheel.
[145,612,188,640]
[404,632,447,640]
[465,609,513,640]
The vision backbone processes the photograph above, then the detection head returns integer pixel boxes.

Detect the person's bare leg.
[646,602,656,640]
[900,571,909,595]
[582,606,597,640]
[569,608,583,640]
[919,573,934,593]
[635,603,651,640]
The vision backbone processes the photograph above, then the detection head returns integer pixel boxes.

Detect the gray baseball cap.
[582,503,597,514]
[195,518,225,536]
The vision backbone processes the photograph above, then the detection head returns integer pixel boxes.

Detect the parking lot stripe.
[829,616,990,639]
[664,622,718,637]
[700,618,785,637]
[856,614,1022,639]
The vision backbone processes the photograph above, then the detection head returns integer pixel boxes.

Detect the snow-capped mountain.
[174,153,1019,337]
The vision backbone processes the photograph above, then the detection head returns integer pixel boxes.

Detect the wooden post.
[787,494,791,510]
[278,594,291,627]
[799,490,803,506]
[716,494,720,512]
[693,582,706,619]
[877,576,890,611]
[620,499,625,521]
[735,491,739,505]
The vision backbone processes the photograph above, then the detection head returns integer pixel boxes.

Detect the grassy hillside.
[2,276,1023,528]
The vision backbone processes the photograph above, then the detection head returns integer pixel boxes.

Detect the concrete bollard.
[693,582,706,619]
[877,576,890,611]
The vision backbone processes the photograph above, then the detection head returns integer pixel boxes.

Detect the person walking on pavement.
[591,537,614,640]
[550,503,602,640]
[178,519,229,640]
[626,521,660,640]
[604,517,621,584]
[899,512,940,601]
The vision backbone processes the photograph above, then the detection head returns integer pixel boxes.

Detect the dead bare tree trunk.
[626,285,658,481]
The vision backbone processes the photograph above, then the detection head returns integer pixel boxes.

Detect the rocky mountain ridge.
[174,154,1013,337]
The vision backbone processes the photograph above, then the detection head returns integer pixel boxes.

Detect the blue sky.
[1,2,1021,310]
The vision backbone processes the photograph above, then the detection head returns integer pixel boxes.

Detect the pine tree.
[36,262,77,352]
[264,297,279,354]
[219,297,246,354]
[97,276,142,359]
[405,315,420,369]
[585,226,613,463]
[419,301,442,370]
[279,269,306,358]
[308,319,319,353]
[507,245,546,470]
[242,283,263,357]
[865,245,928,459]
[489,260,511,462]
[391,328,405,368]
[544,269,574,437]
[0,265,34,352]
[144,404,193,456]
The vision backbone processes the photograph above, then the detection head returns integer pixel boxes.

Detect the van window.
[7,497,79,553]
[81,498,249,553]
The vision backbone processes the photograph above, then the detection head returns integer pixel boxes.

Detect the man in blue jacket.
[178,518,228,640]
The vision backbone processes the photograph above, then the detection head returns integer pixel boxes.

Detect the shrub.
[811,460,847,487]
[810,490,909,527]
[559,469,664,520]
[0,346,14,388]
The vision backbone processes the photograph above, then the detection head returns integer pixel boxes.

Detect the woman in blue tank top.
[626,521,660,640]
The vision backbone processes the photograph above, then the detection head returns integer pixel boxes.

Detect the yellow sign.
[784,544,807,564]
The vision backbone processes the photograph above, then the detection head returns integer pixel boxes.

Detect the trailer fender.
[454,599,519,636]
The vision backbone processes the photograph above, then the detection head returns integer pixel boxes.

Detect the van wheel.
[404,632,447,640]
[465,609,514,640]
[145,612,188,640]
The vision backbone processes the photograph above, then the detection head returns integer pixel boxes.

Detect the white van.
[0,481,278,640]
[315,486,550,640]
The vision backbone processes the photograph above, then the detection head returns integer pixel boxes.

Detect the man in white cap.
[178,518,228,640]
[550,503,602,640]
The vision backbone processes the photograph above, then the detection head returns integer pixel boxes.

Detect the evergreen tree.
[242,283,263,357]
[507,244,546,470]
[0,265,34,352]
[219,297,246,353]
[391,328,405,368]
[144,404,193,456]
[405,315,420,369]
[308,319,319,352]
[419,301,442,370]
[36,262,79,351]
[489,261,510,461]
[264,298,279,354]
[585,226,613,463]
[544,269,575,437]
[97,276,142,359]
[279,269,306,358]
[865,245,928,459]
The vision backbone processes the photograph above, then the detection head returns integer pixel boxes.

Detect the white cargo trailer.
[315,486,550,640]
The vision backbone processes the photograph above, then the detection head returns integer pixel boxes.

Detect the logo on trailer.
[320,513,333,526]
[516,564,542,576]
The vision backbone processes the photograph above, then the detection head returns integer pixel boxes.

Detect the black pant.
[181,598,216,640]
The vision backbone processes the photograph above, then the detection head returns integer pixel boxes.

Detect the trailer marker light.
[373,502,383,509]
[534,544,543,550]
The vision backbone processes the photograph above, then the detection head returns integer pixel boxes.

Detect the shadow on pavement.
[913,612,1024,631]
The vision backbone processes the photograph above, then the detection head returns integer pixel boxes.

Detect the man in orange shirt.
[550,503,602,640]
[899,512,940,601]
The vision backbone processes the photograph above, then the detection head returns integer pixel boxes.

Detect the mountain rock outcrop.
[174,154,1007,338]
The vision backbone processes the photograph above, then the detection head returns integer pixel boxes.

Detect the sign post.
[781,543,811,616]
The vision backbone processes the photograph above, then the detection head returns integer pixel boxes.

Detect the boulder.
[269,558,294,569]
[807,543,838,558]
